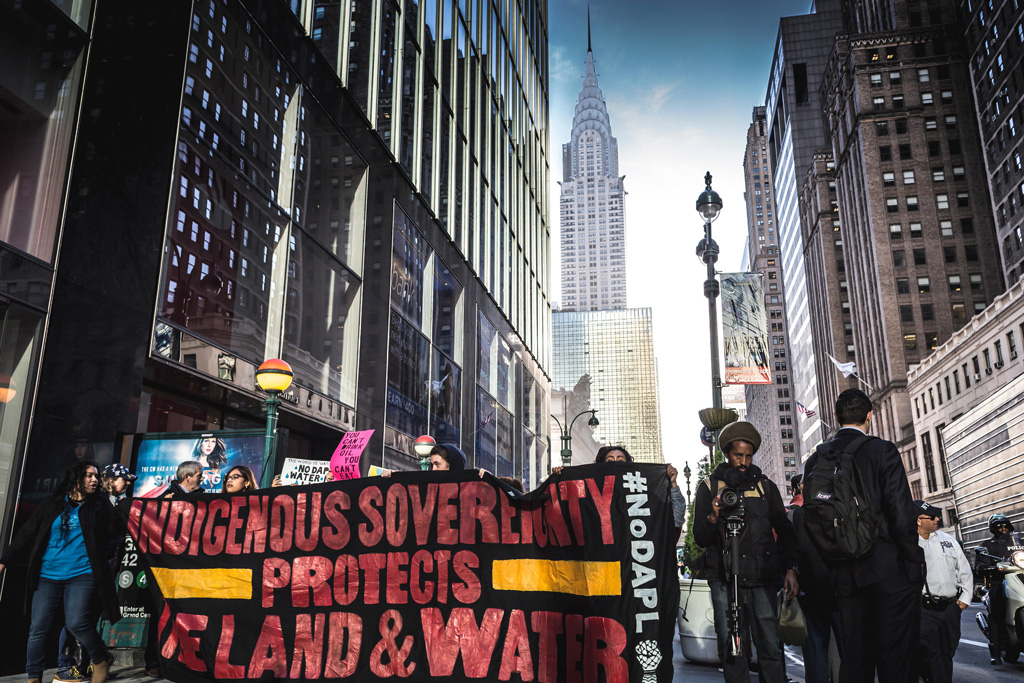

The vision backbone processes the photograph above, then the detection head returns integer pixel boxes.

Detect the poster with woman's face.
[133,431,266,497]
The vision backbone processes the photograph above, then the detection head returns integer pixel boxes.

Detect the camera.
[719,487,746,521]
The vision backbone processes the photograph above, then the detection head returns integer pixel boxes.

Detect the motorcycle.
[976,540,1024,663]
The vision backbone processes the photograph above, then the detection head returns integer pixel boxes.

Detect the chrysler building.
[559,31,626,311]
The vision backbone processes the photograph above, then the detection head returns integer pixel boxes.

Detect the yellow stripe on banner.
[151,567,253,600]
[492,559,621,596]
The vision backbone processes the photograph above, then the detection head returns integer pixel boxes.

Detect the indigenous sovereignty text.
[127,464,679,682]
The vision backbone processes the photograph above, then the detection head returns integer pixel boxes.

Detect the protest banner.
[329,429,375,480]
[127,464,679,683]
[280,458,333,486]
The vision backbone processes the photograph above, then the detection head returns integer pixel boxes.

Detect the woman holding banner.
[0,462,119,683]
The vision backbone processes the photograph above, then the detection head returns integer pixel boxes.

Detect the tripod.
[723,514,745,660]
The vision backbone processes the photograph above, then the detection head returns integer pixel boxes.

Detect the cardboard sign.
[329,429,375,480]
[280,458,333,485]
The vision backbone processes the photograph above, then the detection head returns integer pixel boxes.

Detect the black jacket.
[0,492,120,621]
[803,427,924,588]
[790,505,835,604]
[977,532,1022,575]
[693,462,800,587]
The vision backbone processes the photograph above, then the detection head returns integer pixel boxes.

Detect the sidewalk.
[0,635,797,683]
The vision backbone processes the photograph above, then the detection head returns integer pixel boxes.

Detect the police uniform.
[918,516,972,683]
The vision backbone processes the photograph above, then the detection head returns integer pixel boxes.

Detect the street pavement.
[3,608,1023,683]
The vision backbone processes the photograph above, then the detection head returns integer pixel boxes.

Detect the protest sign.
[329,429,374,480]
[280,458,333,486]
[127,464,679,682]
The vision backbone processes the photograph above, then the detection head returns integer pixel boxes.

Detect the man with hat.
[693,421,799,683]
[915,500,972,682]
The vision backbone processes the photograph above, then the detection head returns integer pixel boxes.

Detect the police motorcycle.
[976,533,1024,664]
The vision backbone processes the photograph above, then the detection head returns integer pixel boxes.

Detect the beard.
[723,466,758,488]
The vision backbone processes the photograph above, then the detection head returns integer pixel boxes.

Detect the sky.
[545,0,812,483]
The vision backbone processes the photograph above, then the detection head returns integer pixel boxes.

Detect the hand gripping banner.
[126,464,679,682]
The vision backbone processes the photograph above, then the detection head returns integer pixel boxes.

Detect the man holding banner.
[127,464,679,682]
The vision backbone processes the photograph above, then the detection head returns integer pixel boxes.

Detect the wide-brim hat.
[719,421,762,455]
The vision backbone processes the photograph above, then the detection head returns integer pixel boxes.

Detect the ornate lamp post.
[683,463,692,502]
[414,435,436,471]
[696,171,725,410]
[550,393,599,467]
[255,358,293,488]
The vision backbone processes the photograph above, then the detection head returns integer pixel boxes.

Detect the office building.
[821,1,1005,453]
[764,0,845,459]
[741,107,799,493]
[551,309,663,463]
[0,0,551,666]
[907,278,1024,542]
[558,33,627,311]
[800,151,856,440]
[959,0,1024,286]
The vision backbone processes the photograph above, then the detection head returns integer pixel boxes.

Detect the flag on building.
[827,353,857,378]
[796,402,817,419]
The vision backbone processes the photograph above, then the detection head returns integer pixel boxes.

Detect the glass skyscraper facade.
[552,309,663,463]
[0,0,551,664]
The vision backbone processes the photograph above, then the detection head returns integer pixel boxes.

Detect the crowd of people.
[692,388,997,683]
[0,437,686,682]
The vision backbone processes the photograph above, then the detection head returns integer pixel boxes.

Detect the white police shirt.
[919,529,973,601]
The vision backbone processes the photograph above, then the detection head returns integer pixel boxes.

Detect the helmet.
[989,513,1014,535]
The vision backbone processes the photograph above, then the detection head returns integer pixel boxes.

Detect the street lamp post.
[255,358,293,488]
[683,463,692,502]
[414,435,436,471]
[696,171,724,410]
[550,392,599,467]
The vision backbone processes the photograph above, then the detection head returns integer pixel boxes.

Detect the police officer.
[915,501,971,683]
[976,513,1018,664]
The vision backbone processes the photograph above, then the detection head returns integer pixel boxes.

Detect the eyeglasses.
[226,474,245,481]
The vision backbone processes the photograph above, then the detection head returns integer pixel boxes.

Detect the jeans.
[802,597,842,683]
[710,581,786,683]
[27,575,109,679]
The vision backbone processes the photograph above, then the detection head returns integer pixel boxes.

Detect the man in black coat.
[803,389,924,683]
[694,421,799,683]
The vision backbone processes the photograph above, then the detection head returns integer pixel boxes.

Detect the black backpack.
[802,435,879,562]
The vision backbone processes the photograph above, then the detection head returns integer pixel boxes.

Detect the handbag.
[777,589,808,646]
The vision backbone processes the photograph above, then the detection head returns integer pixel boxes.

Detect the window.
[940,220,954,236]
[944,246,957,263]
[910,222,923,238]
[946,115,958,128]
[876,121,890,135]
[922,92,934,105]
[893,250,907,267]
[897,278,910,294]
[880,145,892,161]
[899,144,912,159]
[883,171,896,187]
[957,192,970,207]
[874,96,886,110]
[887,198,899,212]
[921,304,934,321]
[890,71,902,84]
[896,118,909,134]
[913,248,927,265]
[900,305,914,322]
[890,223,903,239]
[871,73,883,87]
[918,277,931,292]
[907,196,919,211]
[904,333,918,350]
[903,170,915,184]
[893,94,905,110]
[971,273,983,291]
[936,194,949,210]
[932,167,945,182]
[948,275,962,291]
[918,68,930,82]
[925,116,937,130]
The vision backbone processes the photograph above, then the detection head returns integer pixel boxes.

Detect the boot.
[90,655,112,683]
[990,643,1003,665]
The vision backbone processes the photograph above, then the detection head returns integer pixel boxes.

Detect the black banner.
[127,464,679,682]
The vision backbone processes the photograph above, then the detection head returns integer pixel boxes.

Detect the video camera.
[718,487,746,523]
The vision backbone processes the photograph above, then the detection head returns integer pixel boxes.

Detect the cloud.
[549,45,582,86]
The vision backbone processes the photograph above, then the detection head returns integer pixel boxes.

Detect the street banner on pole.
[126,465,679,683]
[720,272,771,385]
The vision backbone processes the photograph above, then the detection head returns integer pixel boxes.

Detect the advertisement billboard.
[131,429,269,497]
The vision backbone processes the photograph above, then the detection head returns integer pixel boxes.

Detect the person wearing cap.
[693,420,799,683]
[802,388,923,683]
[101,463,137,505]
[914,500,971,682]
